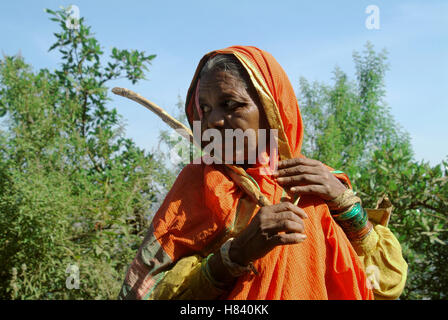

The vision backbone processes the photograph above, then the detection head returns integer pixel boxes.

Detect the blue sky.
[1,0,447,165]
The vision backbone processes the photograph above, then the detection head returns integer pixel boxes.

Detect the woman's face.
[198,69,269,165]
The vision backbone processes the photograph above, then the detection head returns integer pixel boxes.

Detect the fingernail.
[290,187,296,192]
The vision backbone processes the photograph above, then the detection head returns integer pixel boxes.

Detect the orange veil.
[123,46,374,300]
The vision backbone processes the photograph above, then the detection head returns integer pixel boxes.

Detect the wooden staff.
[111,87,195,144]
[111,87,299,206]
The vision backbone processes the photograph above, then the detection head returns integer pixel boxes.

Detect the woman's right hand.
[229,202,308,266]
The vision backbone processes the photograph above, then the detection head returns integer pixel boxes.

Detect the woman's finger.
[272,211,304,227]
[273,164,321,178]
[269,202,308,219]
[267,218,305,235]
[289,185,327,196]
[269,233,307,246]
[276,174,324,187]
[277,157,321,169]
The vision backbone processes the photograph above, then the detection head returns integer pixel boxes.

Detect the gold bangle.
[327,189,361,212]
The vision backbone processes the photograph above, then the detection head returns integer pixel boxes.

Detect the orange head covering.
[126,46,373,300]
[185,46,303,160]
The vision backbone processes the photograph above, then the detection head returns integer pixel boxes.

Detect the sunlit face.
[198,69,269,166]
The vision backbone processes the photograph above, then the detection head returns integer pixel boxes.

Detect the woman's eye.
[201,105,211,113]
[225,100,242,109]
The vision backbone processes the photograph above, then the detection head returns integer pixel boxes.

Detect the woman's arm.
[274,157,408,299]
[118,226,229,300]
[119,202,308,300]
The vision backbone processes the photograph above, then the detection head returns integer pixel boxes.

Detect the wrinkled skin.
[198,69,269,166]
[199,68,347,284]
[274,157,347,201]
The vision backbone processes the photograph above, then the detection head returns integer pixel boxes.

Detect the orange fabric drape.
[152,46,373,300]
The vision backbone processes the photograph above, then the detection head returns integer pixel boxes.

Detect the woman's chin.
[207,146,259,166]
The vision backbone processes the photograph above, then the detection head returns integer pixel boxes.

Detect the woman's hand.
[273,157,347,201]
[229,202,308,266]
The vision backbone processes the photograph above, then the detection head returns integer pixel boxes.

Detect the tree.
[0,7,170,299]
[155,95,201,191]
[298,42,448,299]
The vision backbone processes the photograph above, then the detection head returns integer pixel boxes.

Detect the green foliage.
[0,7,168,299]
[299,42,448,299]
[1,6,445,300]
[156,95,201,188]
[45,7,156,138]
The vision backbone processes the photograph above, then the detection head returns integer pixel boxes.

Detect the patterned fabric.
[119,46,374,300]
[128,204,407,300]
[352,219,408,300]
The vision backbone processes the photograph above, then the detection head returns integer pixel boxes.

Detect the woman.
[119,46,407,300]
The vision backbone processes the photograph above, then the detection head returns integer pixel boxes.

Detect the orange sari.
[121,46,374,300]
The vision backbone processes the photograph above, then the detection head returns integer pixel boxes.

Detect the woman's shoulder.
[177,162,227,179]
[178,162,205,176]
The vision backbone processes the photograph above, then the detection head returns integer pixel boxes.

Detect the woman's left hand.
[273,157,347,201]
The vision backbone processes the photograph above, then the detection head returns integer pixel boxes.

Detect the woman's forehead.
[198,70,249,100]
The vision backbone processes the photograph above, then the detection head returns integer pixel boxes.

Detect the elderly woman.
[119,46,407,300]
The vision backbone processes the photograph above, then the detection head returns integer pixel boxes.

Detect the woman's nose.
[207,107,225,129]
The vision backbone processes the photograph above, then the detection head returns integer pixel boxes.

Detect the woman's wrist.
[205,237,256,289]
[228,237,248,266]
[332,202,373,241]
[207,250,238,287]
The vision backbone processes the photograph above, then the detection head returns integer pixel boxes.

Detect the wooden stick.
[111,87,194,144]
[112,87,300,206]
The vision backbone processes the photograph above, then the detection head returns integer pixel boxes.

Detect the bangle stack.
[201,238,260,290]
[327,188,361,212]
[332,202,373,241]
[220,238,259,277]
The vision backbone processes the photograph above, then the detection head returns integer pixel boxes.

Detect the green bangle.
[333,202,368,234]
[334,203,360,220]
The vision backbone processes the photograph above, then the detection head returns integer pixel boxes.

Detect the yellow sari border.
[230,51,293,161]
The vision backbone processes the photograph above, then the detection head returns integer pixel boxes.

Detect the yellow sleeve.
[148,255,227,300]
[352,203,408,300]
